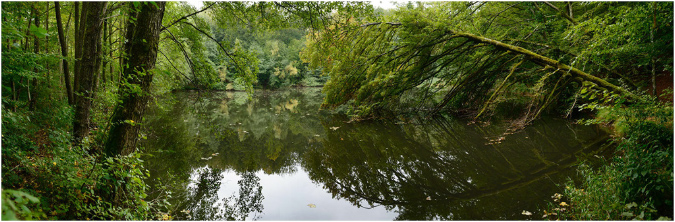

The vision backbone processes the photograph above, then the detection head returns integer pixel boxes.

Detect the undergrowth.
[544,95,673,220]
[1,84,171,220]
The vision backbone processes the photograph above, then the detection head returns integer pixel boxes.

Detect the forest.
[1,1,673,220]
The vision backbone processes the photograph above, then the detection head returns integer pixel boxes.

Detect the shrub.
[552,96,673,220]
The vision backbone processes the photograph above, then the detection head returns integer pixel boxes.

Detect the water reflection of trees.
[142,88,326,219]
[302,116,610,220]
[167,168,264,220]
[142,88,611,220]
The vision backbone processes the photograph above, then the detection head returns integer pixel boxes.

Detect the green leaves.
[29,25,49,38]
[2,189,44,220]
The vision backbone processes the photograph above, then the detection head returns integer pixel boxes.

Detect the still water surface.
[141,88,611,220]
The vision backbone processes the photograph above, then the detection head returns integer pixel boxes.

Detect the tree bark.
[29,4,40,111]
[105,2,166,156]
[651,2,657,96]
[109,18,114,84]
[73,2,107,145]
[73,2,80,100]
[55,2,74,105]
[102,19,108,86]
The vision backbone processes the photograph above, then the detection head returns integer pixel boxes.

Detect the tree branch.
[543,1,578,25]
[162,26,197,83]
[160,2,216,32]
[179,21,248,75]
[158,49,195,86]
[360,22,402,27]
[454,32,638,100]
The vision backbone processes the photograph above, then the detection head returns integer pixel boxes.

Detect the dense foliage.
[546,98,673,220]
[1,1,672,220]
[304,2,672,121]
[153,2,374,92]
[302,2,673,220]
[1,1,371,219]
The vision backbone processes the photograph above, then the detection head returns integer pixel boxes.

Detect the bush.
[552,96,673,220]
[1,101,169,220]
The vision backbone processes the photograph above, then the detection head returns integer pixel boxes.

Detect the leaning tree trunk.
[73,2,107,145]
[452,32,639,101]
[55,2,73,105]
[105,2,166,157]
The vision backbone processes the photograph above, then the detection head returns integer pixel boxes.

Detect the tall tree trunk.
[73,2,80,101]
[55,2,74,105]
[651,2,657,96]
[102,19,108,86]
[29,5,40,111]
[105,2,166,156]
[73,2,107,145]
[108,18,114,84]
[94,28,104,88]
[44,2,50,100]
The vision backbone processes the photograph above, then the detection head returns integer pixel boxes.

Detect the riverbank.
[546,98,673,220]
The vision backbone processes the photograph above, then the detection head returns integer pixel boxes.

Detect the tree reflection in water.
[170,167,264,220]
[141,88,610,220]
[302,116,610,220]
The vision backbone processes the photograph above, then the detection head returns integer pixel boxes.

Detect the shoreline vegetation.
[2,1,672,220]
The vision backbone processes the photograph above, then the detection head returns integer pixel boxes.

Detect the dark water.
[141,88,611,220]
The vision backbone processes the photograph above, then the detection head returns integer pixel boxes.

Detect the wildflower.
[559,202,569,207]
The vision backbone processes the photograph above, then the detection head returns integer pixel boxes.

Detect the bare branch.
[158,49,195,86]
[360,22,402,27]
[160,2,216,32]
[179,21,248,75]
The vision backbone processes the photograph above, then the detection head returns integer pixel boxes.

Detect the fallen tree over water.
[303,2,671,123]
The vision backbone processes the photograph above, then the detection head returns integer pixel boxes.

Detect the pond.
[141,88,612,220]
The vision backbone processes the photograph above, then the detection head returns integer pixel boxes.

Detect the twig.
[160,2,217,31]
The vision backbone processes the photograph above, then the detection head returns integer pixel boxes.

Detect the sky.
[186,1,399,10]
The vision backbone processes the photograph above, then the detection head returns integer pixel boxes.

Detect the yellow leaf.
[53,162,57,166]
[307,203,316,208]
